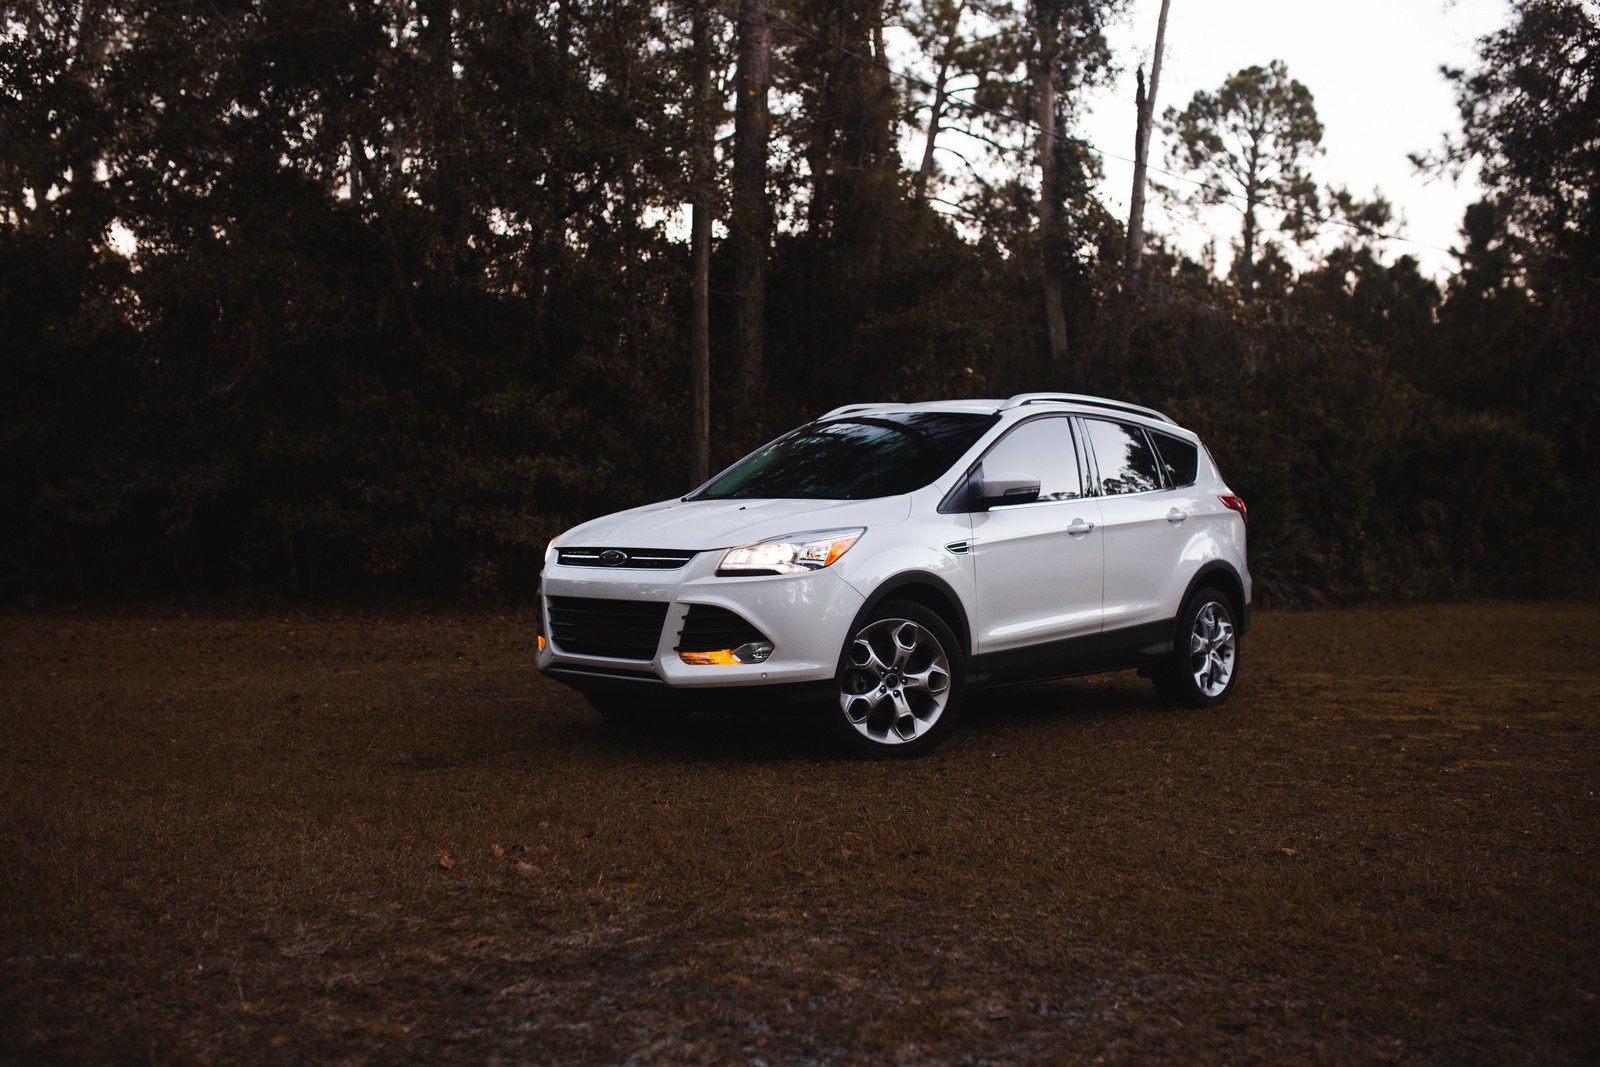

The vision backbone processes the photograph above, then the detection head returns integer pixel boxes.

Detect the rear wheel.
[1154,587,1240,707]
[833,600,964,757]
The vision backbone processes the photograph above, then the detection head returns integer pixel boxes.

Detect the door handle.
[1066,519,1095,536]
[1167,508,1188,524]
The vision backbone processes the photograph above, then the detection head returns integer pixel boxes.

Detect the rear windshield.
[693,412,995,500]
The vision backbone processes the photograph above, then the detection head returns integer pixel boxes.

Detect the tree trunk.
[1240,188,1258,290]
[689,0,714,484]
[1032,2,1070,381]
[1113,0,1171,367]
[1124,0,1170,297]
[731,0,772,445]
[1238,137,1263,290]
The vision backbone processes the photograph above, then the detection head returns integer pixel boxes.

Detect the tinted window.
[1083,419,1162,495]
[694,412,994,500]
[1151,431,1200,487]
[977,417,1084,502]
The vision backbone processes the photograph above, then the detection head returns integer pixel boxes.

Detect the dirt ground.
[1,602,1596,1066]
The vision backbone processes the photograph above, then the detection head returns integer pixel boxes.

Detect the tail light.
[1219,495,1248,525]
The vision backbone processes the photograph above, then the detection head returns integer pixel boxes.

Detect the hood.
[557,495,914,550]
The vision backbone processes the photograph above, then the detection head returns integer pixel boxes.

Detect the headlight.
[717,528,863,576]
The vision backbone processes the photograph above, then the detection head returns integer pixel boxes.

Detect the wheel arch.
[853,572,973,657]
[1179,563,1250,635]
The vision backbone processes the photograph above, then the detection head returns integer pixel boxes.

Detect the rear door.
[1079,417,1201,663]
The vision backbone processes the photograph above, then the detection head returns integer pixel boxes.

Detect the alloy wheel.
[839,616,953,746]
[1188,599,1237,698]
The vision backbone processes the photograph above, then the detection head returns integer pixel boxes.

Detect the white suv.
[535,394,1251,755]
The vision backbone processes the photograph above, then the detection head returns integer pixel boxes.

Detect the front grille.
[676,604,769,653]
[547,597,669,660]
[557,547,697,570]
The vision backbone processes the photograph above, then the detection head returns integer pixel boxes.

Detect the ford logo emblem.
[599,549,628,567]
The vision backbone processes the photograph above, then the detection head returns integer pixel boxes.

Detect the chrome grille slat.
[557,547,697,570]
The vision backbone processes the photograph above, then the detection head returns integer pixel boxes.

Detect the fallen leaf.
[1278,847,1297,857]
[438,851,456,870]
[491,844,505,859]
[509,860,537,877]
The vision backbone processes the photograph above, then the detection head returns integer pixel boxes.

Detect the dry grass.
[1,602,1596,1065]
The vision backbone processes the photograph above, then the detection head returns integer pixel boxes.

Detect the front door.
[967,416,1104,682]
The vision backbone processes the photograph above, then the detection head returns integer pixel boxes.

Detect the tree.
[1433,0,1599,470]
[1163,60,1322,291]
[902,0,1028,205]
[1122,0,1169,297]
[1020,0,1115,382]
[907,0,970,202]
[729,0,772,444]
[1110,0,1168,368]
[790,0,898,260]
[687,0,718,484]
[1029,0,1071,376]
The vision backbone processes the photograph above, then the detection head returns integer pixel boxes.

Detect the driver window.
[978,417,1084,502]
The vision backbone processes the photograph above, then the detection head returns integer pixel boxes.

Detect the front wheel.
[832,600,964,757]
[1153,587,1241,707]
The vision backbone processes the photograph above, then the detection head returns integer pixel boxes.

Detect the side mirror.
[975,472,1041,510]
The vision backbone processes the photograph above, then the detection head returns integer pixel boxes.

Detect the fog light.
[679,641,774,666]
[735,641,774,663]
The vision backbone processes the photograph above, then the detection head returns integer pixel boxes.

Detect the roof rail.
[818,403,893,421]
[1000,392,1176,425]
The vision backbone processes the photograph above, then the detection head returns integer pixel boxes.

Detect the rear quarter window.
[1151,431,1200,488]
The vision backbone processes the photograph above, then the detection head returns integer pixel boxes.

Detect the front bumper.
[535,550,865,690]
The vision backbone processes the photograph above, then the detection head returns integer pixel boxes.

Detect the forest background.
[2,0,1595,605]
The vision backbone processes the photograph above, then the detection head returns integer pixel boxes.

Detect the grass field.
[1,602,1597,1065]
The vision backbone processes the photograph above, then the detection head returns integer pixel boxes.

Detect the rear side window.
[1150,431,1200,487]
[1082,419,1162,495]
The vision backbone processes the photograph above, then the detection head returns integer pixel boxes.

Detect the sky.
[1075,0,1512,280]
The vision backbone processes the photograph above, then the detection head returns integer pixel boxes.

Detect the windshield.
[692,412,995,500]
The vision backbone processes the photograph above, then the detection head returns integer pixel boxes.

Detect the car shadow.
[506,670,1183,765]
[457,668,1184,767]
[567,706,843,764]
[960,671,1183,734]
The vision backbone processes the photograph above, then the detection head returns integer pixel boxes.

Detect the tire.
[1154,586,1241,707]
[832,600,964,757]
